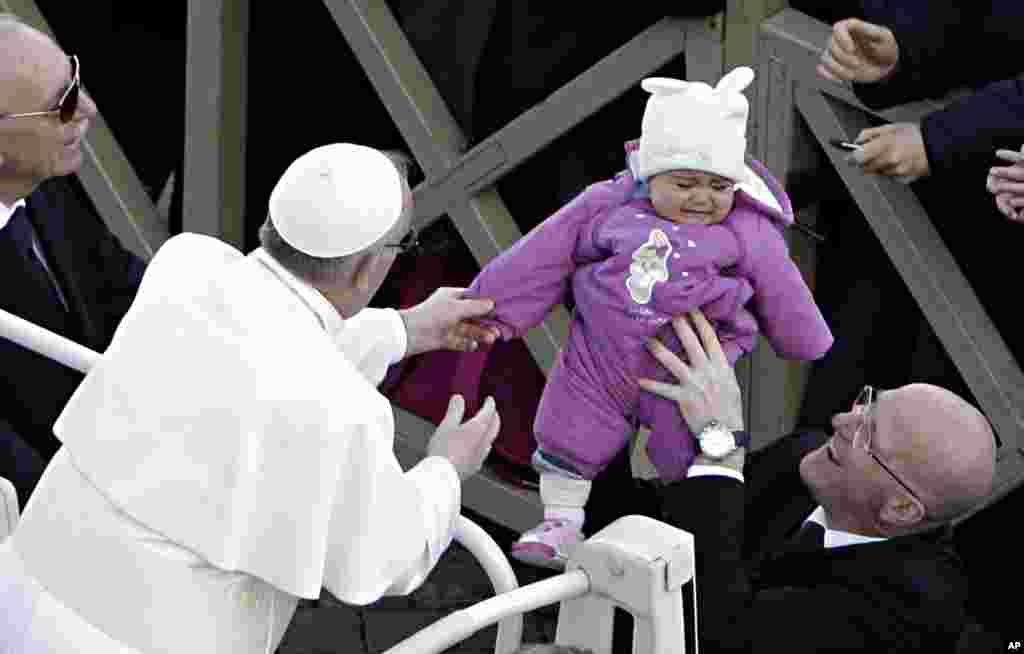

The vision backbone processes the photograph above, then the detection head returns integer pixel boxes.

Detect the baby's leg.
[511,455,595,569]
[532,449,592,526]
[636,393,699,483]
[514,353,634,569]
[532,350,636,483]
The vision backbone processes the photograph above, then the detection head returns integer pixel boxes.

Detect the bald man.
[638,311,996,653]
[0,14,145,506]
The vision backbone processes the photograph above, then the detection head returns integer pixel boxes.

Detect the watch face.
[701,429,735,459]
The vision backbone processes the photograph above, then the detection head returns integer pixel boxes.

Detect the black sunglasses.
[1,55,80,123]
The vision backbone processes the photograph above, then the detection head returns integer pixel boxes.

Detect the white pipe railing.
[0,307,98,373]
[453,517,524,654]
[384,570,590,654]
[0,307,529,653]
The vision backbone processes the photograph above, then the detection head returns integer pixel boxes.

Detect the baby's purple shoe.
[510,518,584,570]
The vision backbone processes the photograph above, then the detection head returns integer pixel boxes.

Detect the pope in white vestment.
[0,144,500,653]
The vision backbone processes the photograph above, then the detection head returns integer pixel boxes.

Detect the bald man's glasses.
[849,385,930,517]
[0,55,80,124]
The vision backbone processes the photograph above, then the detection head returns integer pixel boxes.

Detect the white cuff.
[336,308,408,386]
[687,464,744,483]
[406,456,461,562]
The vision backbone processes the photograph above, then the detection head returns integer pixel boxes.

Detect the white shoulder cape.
[53,233,439,601]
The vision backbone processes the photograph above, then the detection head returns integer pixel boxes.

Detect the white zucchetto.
[269,143,403,258]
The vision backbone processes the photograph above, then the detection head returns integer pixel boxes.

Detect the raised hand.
[818,18,899,85]
[427,395,502,481]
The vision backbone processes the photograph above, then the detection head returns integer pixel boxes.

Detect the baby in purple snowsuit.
[465,67,833,568]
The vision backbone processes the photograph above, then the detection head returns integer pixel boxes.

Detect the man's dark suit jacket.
[0,178,145,505]
[847,0,1024,181]
[659,431,969,653]
[797,0,1024,427]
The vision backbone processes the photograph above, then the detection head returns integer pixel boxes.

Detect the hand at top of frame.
[817,18,899,85]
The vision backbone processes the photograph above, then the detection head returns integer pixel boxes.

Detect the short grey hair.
[258,149,414,284]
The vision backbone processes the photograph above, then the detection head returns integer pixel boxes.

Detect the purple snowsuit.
[466,153,833,482]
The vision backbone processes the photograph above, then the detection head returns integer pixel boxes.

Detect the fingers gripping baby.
[465,67,833,569]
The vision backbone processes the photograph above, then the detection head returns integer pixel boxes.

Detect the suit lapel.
[762,494,818,556]
[758,527,955,589]
[29,182,104,349]
[742,431,825,559]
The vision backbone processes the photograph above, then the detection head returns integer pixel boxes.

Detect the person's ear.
[879,493,925,529]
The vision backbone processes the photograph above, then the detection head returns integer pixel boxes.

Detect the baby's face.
[648,169,736,225]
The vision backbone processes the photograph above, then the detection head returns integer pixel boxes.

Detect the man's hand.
[818,18,899,84]
[850,123,930,183]
[399,288,500,358]
[988,149,1024,223]
[637,311,744,436]
[427,395,501,481]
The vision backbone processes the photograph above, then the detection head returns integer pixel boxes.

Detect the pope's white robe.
[0,234,461,653]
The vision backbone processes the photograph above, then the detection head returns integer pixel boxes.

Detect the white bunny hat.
[637,66,755,184]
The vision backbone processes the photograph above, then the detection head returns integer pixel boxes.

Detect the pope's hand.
[817,18,899,84]
[399,288,500,358]
[428,395,501,481]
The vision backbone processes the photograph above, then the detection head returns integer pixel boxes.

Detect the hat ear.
[715,67,755,95]
[641,77,690,96]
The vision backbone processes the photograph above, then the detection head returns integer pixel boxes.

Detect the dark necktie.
[787,520,826,552]
[2,204,81,344]
[6,205,67,313]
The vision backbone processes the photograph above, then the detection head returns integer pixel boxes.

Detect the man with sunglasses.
[0,15,145,507]
[638,311,996,653]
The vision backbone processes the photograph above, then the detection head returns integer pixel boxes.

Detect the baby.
[466,67,833,569]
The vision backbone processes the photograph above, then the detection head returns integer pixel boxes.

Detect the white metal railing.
[449,515,525,654]
[385,571,589,654]
[0,308,698,653]
[0,307,98,374]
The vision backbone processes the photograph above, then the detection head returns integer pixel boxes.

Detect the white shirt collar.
[0,198,27,231]
[806,506,887,549]
[250,247,345,339]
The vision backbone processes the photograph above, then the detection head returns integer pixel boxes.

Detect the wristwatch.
[696,420,751,460]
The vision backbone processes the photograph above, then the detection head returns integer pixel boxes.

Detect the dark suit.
[798,1,1024,428]
[658,431,969,653]
[0,178,145,505]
